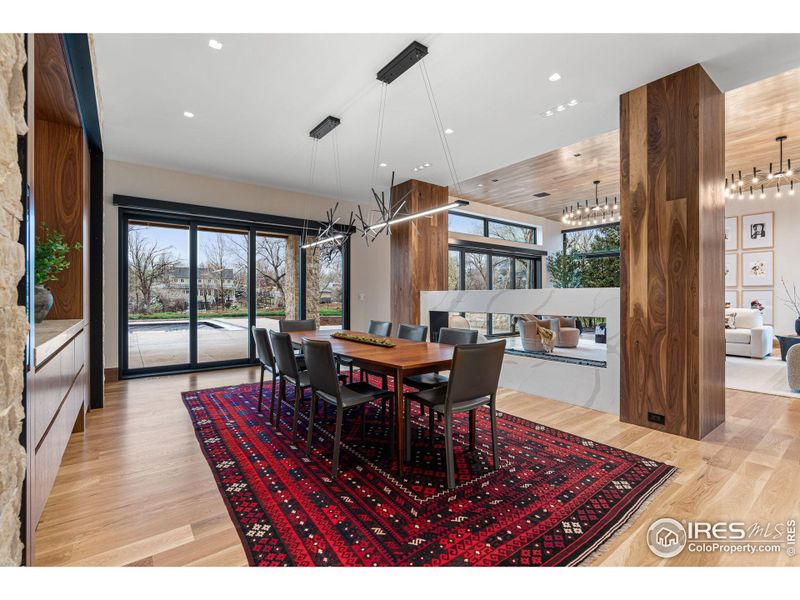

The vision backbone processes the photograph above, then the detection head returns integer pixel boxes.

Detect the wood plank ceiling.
[457,67,800,221]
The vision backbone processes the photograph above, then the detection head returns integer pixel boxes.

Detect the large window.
[562,224,620,288]
[119,202,348,378]
[448,243,542,336]
[449,211,537,245]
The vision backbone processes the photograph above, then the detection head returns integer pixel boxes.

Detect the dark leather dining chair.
[279,319,315,361]
[404,339,505,489]
[303,338,394,478]
[251,326,279,421]
[338,320,393,382]
[279,319,317,332]
[396,323,428,342]
[269,329,312,438]
[404,327,478,420]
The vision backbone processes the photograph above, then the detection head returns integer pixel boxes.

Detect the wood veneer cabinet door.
[619,64,726,440]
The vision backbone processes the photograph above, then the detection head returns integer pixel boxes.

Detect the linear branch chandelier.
[301,41,468,250]
[561,180,620,228]
[726,135,797,200]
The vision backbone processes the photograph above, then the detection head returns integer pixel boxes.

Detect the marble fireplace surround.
[420,288,621,415]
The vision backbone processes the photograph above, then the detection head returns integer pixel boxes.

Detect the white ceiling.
[94,33,800,206]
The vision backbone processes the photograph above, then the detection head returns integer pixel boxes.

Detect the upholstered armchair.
[518,317,557,351]
[554,317,581,348]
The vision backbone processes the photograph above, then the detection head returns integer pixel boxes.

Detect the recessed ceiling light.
[379,162,387,167]
[444,128,454,134]
[543,110,554,117]
[568,99,579,106]
[477,183,484,187]
[556,105,566,112]
[209,39,223,50]
[423,163,430,168]
[548,72,561,82]
[183,111,195,118]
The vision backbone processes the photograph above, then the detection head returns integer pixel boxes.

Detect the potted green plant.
[34,223,81,323]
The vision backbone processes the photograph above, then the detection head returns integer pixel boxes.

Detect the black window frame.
[447,241,544,337]
[449,211,538,245]
[117,195,350,379]
[562,222,621,260]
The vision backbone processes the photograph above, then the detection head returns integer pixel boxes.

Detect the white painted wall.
[725,188,800,335]
[103,159,390,368]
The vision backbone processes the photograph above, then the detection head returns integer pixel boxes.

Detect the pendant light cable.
[419,59,462,197]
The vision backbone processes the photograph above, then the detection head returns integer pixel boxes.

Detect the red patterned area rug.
[182,378,676,566]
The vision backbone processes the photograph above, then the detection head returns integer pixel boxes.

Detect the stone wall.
[0,33,28,567]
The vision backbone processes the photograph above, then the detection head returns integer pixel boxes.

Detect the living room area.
[721,67,800,398]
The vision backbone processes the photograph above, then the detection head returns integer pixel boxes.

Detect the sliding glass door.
[120,209,348,378]
[196,226,250,363]
[126,219,191,371]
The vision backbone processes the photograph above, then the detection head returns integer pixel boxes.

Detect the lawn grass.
[128,308,342,320]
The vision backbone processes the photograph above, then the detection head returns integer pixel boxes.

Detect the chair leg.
[292,384,301,438]
[332,406,344,478]
[307,393,317,455]
[428,408,435,449]
[469,409,476,451]
[420,404,425,417]
[257,366,265,412]
[276,377,286,430]
[404,397,412,463]
[444,412,455,490]
[389,396,395,457]
[269,373,277,424]
[490,397,499,469]
[349,363,354,382]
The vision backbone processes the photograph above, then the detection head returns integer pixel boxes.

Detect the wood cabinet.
[23,33,94,564]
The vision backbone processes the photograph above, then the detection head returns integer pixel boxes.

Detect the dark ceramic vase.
[795,318,800,336]
[34,285,53,323]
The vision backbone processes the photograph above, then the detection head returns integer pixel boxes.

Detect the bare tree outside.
[127,227,181,314]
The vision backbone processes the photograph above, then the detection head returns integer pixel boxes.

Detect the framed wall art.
[741,211,774,250]
[725,252,739,288]
[741,250,774,287]
[724,216,738,251]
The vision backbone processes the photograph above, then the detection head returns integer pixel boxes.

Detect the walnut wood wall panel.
[33,34,81,127]
[619,64,725,440]
[390,179,449,329]
[34,119,85,320]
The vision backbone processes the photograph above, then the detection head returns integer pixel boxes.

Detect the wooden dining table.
[286,329,454,475]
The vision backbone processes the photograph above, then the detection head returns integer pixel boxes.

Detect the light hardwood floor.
[34,366,800,566]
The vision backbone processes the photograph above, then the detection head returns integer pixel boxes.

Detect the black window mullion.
[247,227,256,361]
[510,258,517,290]
[189,222,198,367]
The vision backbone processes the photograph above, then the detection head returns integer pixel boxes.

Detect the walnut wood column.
[390,179,449,329]
[619,64,725,440]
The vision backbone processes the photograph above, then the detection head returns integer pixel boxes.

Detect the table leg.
[395,367,405,476]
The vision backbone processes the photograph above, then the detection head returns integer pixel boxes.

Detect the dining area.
[250,319,506,488]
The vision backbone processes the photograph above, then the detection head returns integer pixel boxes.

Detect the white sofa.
[725,308,773,359]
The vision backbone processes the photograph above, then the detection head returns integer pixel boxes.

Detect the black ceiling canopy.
[309,115,341,140]
[376,41,429,84]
